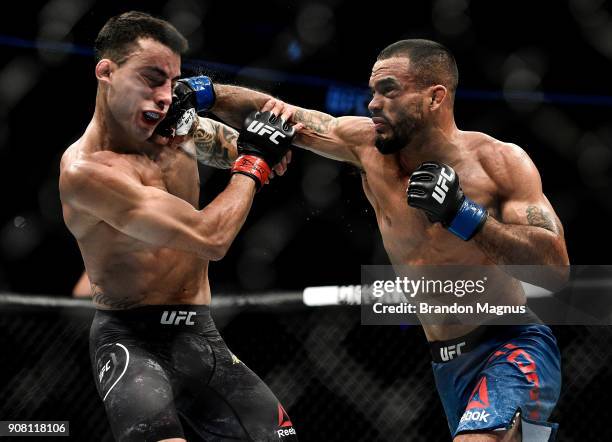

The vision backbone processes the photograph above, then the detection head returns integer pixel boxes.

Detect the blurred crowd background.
[0,0,611,293]
[1,2,612,441]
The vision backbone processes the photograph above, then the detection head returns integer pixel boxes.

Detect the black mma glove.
[407,162,488,240]
[231,111,296,188]
[155,76,216,138]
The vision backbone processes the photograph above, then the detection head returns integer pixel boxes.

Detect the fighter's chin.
[374,134,404,155]
[134,123,157,142]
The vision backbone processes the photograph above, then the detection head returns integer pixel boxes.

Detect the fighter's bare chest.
[360,156,498,260]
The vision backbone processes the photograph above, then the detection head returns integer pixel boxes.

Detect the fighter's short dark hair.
[94,11,188,64]
[377,39,458,96]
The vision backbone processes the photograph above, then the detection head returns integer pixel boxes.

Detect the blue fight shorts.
[430,315,561,440]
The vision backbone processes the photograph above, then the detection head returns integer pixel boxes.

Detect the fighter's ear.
[95,59,114,84]
[429,85,448,111]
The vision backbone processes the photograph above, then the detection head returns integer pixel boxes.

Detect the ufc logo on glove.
[246,121,287,144]
[433,167,455,204]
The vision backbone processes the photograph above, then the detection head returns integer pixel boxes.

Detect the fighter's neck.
[397,122,461,173]
[84,107,159,158]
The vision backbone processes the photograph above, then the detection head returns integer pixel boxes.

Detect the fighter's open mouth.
[143,111,161,122]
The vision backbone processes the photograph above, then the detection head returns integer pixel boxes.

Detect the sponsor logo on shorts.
[466,376,490,410]
[160,310,196,325]
[277,428,297,438]
[460,376,491,424]
[96,343,129,402]
[440,341,465,361]
[460,409,491,424]
[276,403,296,438]
[98,359,112,383]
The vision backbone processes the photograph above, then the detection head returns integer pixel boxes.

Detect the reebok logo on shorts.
[460,409,491,424]
[466,377,490,410]
[460,377,491,424]
[276,403,296,438]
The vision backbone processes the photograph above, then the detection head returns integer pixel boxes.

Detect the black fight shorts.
[89,305,298,442]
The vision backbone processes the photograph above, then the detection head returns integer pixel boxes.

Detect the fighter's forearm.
[474,216,568,266]
[189,117,238,169]
[211,84,272,128]
[197,174,256,260]
[473,216,569,290]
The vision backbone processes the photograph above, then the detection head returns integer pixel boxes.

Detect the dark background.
[0,2,611,441]
[0,0,610,295]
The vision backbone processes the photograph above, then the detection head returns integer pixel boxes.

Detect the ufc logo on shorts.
[98,359,111,383]
[432,167,454,204]
[440,341,465,361]
[246,120,286,144]
[160,310,196,325]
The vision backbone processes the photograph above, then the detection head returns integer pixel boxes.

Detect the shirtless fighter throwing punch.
[59,12,297,442]
[211,39,569,441]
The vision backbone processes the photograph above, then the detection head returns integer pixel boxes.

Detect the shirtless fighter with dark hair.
[59,11,297,442]
[208,39,568,441]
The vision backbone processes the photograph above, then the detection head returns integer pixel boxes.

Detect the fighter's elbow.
[199,234,232,261]
[551,237,570,267]
[207,245,228,262]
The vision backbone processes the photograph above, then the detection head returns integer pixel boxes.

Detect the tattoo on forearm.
[294,109,338,134]
[526,205,558,233]
[91,285,145,309]
[192,120,237,169]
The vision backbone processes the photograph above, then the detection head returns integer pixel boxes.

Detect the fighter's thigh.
[485,342,561,421]
[456,341,560,438]
[184,345,298,441]
[220,357,298,440]
[94,342,184,441]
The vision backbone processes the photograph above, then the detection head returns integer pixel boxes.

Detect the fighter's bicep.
[498,170,561,234]
[486,143,560,234]
[500,198,561,235]
[62,162,198,242]
[293,113,369,165]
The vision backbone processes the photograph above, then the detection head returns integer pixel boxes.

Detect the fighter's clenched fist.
[155,75,216,138]
[232,111,296,188]
[407,161,488,241]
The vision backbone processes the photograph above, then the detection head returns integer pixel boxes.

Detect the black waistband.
[94,304,215,333]
[429,306,542,363]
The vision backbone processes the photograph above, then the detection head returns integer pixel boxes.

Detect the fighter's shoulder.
[337,115,375,142]
[60,150,140,197]
[336,116,375,161]
[464,131,539,193]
